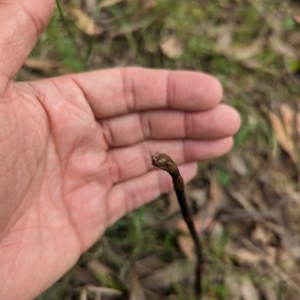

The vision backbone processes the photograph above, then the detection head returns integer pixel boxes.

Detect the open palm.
[0,1,240,299]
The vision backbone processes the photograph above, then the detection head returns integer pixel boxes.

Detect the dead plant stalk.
[151,152,203,298]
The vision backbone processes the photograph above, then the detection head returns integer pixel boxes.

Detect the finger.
[0,0,54,96]
[107,137,233,184]
[100,104,240,147]
[71,67,223,118]
[105,162,198,227]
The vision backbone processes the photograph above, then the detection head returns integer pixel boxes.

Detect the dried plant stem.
[151,152,203,298]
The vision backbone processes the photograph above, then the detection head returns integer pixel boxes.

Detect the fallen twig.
[151,152,203,298]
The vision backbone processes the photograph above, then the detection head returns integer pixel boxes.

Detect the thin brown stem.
[151,152,203,298]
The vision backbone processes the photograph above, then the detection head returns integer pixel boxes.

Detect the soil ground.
[30,1,300,299]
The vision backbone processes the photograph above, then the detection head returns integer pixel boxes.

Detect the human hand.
[0,1,240,299]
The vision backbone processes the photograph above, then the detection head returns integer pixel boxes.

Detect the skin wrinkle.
[166,70,175,109]
[64,149,107,192]
[69,73,117,119]
[139,110,151,139]
[121,67,136,113]
[57,188,86,252]
[0,3,47,86]
[139,140,153,171]
[0,74,13,98]
[70,122,95,153]
[106,141,153,185]
[184,112,192,139]
[67,76,95,117]
[139,142,152,173]
[42,195,69,235]
[18,114,37,180]
[0,123,36,237]
[45,80,105,162]
[107,146,144,183]
[65,164,95,192]
[20,1,44,37]
[46,80,72,123]
[182,139,190,164]
[123,180,139,214]
[100,119,114,147]
[71,140,105,176]
[107,151,123,184]
[15,85,47,164]
[38,107,72,178]
[68,76,91,111]
[40,136,70,214]
[26,82,51,131]
[0,208,31,295]
[43,156,61,188]
[30,204,51,296]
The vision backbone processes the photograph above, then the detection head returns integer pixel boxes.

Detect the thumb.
[0,0,55,96]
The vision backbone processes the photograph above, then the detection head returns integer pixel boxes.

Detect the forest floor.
[28,1,300,299]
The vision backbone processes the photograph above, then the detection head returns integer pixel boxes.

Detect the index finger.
[71,67,223,118]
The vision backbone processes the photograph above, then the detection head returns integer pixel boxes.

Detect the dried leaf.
[228,189,255,212]
[280,103,295,140]
[66,6,103,36]
[268,110,297,163]
[210,221,225,248]
[251,226,272,246]
[177,235,194,261]
[72,267,99,285]
[98,0,123,8]
[86,286,123,297]
[87,287,101,300]
[187,186,207,208]
[134,256,164,278]
[233,248,261,265]
[143,0,157,10]
[233,38,264,61]
[242,238,300,294]
[166,190,180,216]
[263,222,300,260]
[229,153,248,176]
[277,248,295,272]
[160,36,183,59]
[202,171,221,225]
[260,281,278,300]
[83,0,97,12]
[270,36,297,58]
[214,25,233,55]
[129,280,147,300]
[176,218,200,234]
[88,260,113,275]
[265,246,277,264]
[226,242,261,265]
[80,288,88,300]
[294,15,300,24]
[240,276,260,300]
[24,58,61,71]
[140,260,193,291]
[225,274,241,300]
[296,113,300,146]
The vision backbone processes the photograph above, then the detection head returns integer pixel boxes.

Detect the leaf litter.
[34,0,300,299]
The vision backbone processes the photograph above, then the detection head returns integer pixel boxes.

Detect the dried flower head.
[151,152,179,177]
